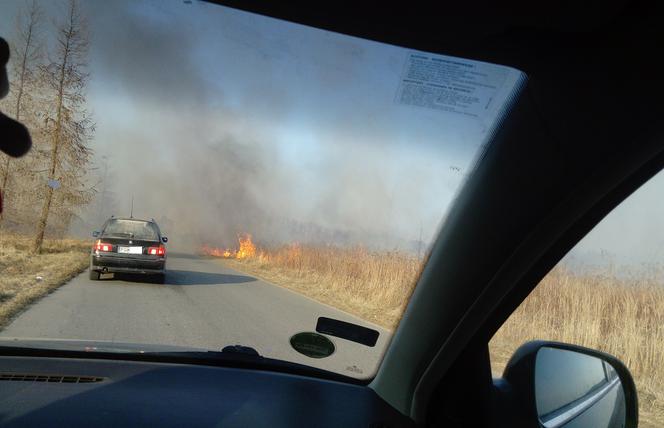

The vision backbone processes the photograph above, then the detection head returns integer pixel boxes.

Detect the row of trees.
[0,0,95,253]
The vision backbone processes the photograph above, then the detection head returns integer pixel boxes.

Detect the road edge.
[0,259,89,330]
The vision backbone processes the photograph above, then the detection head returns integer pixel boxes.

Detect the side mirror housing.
[496,341,638,428]
[92,231,100,237]
[161,236,168,243]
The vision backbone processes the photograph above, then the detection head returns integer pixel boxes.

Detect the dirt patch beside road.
[0,234,89,328]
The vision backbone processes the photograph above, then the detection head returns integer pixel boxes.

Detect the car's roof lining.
[209,1,651,74]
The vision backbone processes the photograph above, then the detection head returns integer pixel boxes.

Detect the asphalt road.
[0,254,391,378]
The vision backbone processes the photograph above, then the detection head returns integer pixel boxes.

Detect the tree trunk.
[31,1,90,253]
[32,31,68,254]
[32,186,53,251]
[0,158,10,223]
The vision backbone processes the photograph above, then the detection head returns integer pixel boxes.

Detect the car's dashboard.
[0,356,413,427]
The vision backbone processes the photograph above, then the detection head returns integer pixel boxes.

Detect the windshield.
[0,0,524,379]
[103,219,159,241]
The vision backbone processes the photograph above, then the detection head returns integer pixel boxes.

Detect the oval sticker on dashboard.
[290,332,335,359]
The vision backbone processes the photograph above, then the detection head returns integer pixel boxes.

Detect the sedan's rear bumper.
[91,253,165,274]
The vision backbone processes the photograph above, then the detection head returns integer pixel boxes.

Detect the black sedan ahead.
[89,217,168,283]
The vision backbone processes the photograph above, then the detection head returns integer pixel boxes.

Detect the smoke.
[89,0,213,107]
[77,0,467,252]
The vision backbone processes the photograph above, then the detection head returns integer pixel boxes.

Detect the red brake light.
[94,241,113,252]
[148,245,166,256]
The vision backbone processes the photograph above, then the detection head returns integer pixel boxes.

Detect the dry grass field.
[221,243,422,328]
[0,234,89,328]
[489,266,664,427]
[219,241,664,427]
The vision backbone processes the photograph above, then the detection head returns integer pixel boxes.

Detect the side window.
[490,170,664,428]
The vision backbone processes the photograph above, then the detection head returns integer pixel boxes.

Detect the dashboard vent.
[0,373,104,383]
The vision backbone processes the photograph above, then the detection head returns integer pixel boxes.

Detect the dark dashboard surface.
[0,356,412,427]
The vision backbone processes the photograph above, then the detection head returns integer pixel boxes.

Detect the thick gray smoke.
[73,0,461,252]
[77,1,277,250]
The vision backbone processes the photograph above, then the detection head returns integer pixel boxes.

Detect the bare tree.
[92,154,118,223]
[0,0,43,222]
[33,0,93,253]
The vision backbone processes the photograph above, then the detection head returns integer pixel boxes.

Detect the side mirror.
[92,231,100,237]
[161,236,168,243]
[498,341,638,428]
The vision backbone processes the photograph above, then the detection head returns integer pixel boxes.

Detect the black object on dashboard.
[0,37,32,159]
[0,37,7,98]
[221,345,260,357]
[316,317,379,347]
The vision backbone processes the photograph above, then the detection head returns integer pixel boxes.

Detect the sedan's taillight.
[94,241,113,252]
[147,245,166,256]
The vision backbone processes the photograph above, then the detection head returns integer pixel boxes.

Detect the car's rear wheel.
[154,273,165,284]
[89,270,101,280]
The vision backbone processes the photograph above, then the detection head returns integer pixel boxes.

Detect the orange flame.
[201,234,256,260]
[236,234,256,259]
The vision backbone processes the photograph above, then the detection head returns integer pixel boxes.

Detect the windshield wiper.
[0,343,361,384]
[138,345,362,382]
[141,344,263,363]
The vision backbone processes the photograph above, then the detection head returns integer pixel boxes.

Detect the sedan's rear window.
[103,220,159,241]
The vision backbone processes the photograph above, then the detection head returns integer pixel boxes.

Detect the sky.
[564,168,664,270]
[3,0,659,267]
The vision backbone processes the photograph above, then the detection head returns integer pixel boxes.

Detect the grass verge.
[0,233,90,329]
[221,244,422,329]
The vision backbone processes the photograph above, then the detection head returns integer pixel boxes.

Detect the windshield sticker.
[395,52,510,118]
[290,332,335,359]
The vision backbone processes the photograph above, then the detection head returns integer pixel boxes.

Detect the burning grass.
[206,237,422,328]
[208,236,664,425]
[201,234,257,259]
[0,233,90,328]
